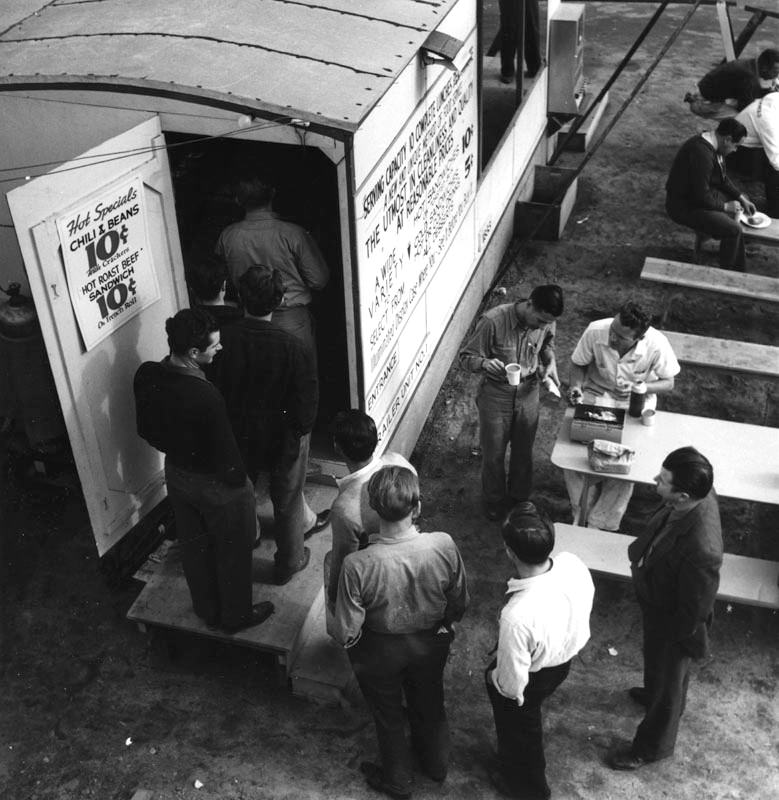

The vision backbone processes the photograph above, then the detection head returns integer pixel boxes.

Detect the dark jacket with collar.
[628,491,723,659]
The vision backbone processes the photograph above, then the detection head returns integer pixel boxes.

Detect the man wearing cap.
[609,447,723,770]
[564,301,680,531]
[459,285,563,521]
[486,502,594,799]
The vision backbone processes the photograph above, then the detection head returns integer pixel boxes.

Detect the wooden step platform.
[127,482,339,683]
[662,330,779,377]
[641,257,779,303]
[554,523,779,609]
[556,91,610,153]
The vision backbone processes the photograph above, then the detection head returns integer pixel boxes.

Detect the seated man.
[324,410,415,619]
[564,302,680,531]
[735,91,779,219]
[686,48,779,120]
[666,118,756,270]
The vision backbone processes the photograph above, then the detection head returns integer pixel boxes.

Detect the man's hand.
[724,200,741,217]
[567,384,584,405]
[739,196,757,217]
[538,361,560,387]
[483,358,506,377]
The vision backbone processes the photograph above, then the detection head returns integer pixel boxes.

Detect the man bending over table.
[666,117,756,270]
[564,301,680,531]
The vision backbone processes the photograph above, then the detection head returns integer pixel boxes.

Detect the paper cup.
[641,408,656,427]
[505,363,521,385]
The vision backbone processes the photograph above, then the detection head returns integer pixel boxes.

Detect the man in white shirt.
[324,409,415,619]
[734,91,779,218]
[486,503,594,800]
[564,302,680,531]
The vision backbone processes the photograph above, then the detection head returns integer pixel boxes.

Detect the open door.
[8,117,188,556]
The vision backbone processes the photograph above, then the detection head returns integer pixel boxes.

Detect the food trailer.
[0,0,568,560]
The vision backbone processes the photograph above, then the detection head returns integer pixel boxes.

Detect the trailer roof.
[0,0,456,133]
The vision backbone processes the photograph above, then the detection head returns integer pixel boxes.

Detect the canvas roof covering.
[0,0,456,133]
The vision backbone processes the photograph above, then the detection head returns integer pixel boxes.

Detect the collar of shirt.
[511,301,530,331]
[336,455,381,490]
[504,560,555,596]
[701,131,724,168]
[160,356,207,382]
[244,209,279,222]
[367,526,421,546]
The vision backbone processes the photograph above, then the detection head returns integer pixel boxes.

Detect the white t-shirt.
[736,93,779,171]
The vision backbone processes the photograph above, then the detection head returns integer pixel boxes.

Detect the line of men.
[670,48,779,270]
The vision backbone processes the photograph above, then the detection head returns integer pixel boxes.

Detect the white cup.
[505,363,522,385]
[641,408,656,427]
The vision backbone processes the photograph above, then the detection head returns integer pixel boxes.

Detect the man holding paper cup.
[564,301,680,531]
[459,285,564,521]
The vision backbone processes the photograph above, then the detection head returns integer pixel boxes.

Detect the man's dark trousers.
[477,376,540,506]
[485,659,571,800]
[632,603,693,761]
[498,0,542,79]
[666,199,745,269]
[348,628,453,794]
[165,461,256,629]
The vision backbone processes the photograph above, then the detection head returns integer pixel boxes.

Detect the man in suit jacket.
[609,447,723,770]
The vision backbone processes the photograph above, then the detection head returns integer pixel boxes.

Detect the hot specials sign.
[57,177,160,350]
[354,37,477,440]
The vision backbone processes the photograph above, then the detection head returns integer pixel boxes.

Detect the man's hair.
[663,447,713,499]
[617,301,651,338]
[332,410,378,462]
[529,284,564,317]
[716,117,748,143]
[165,308,218,355]
[367,465,420,522]
[188,252,228,302]
[757,48,779,74]
[502,501,555,564]
[234,175,275,210]
[238,266,286,316]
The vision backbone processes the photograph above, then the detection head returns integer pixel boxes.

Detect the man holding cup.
[564,301,680,531]
[459,285,563,521]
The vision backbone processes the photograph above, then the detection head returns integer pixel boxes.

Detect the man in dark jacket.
[134,308,273,633]
[666,117,756,269]
[608,447,723,770]
[211,267,328,585]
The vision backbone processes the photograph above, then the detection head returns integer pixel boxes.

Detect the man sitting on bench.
[666,118,756,270]
[685,48,779,120]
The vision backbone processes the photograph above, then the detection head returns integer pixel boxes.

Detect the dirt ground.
[2,4,779,800]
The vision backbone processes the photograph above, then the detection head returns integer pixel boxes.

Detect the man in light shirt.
[734,91,779,218]
[324,409,415,619]
[332,466,469,799]
[564,301,680,531]
[486,503,594,800]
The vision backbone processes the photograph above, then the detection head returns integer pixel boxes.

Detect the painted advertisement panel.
[56,176,160,351]
[354,31,478,440]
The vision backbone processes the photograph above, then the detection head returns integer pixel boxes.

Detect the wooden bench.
[641,257,779,303]
[554,523,779,609]
[662,330,779,377]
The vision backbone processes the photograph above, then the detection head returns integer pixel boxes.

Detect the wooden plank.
[558,91,610,153]
[716,0,737,61]
[554,523,779,609]
[641,257,779,303]
[742,217,779,246]
[663,330,779,377]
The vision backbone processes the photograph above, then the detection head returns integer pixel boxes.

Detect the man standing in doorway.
[459,285,563,521]
[486,502,594,799]
[215,173,329,365]
[609,447,723,770]
[332,466,469,799]
[134,308,274,633]
[665,117,756,269]
[564,301,680,531]
[212,267,329,586]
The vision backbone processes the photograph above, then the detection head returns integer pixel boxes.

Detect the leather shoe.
[359,762,411,799]
[304,509,331,539]
[274,547,311,586]
[221,601,274,634]
[607,746,653,771]
[489,768,550,799]
[629,686,649,707]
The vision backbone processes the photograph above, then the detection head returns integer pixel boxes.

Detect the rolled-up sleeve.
[459,316,493,372]
[491,619,533,705]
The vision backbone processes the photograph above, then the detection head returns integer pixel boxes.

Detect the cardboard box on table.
[570,404,625,444]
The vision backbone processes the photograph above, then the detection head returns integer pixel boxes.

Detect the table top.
[551,408,779,505]
[742,216,779,245]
